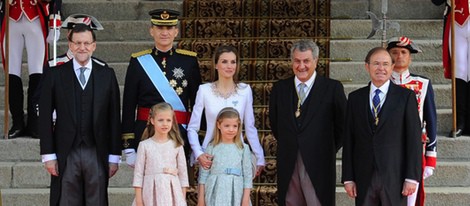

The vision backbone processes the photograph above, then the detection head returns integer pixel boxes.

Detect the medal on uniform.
[162,57,167,69]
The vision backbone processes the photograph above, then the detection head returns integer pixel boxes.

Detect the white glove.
[423,166,434,179]
[46,28,60,44]
[124,149,136,168]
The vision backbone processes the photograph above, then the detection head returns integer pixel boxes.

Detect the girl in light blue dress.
[197,107,253,206]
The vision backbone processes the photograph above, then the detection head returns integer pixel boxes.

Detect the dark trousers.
[362,171,406,206]
[59,143,107,206]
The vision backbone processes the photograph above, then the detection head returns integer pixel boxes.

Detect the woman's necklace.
[211,81,237,99]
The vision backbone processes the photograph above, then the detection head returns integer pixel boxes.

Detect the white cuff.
[343,181,355,185]
[108,155,121,163]
[405,178,419,185]
[123,148,135,154]
[41,154,57,163]
[194,150,204,161]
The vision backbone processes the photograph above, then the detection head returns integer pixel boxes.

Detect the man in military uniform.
[387,36,437,206]
[0,0,60,138]
[121,9,202,167]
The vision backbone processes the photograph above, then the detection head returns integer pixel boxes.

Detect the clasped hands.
[198,153,213,170]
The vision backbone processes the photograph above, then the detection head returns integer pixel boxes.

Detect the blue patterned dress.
[198,142,253,206]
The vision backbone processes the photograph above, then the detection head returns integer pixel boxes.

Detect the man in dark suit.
[269,39,347,206]
[39,24,121,206]
[341,47,422,206]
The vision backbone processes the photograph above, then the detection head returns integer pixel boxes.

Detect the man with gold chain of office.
[121,9,202,167]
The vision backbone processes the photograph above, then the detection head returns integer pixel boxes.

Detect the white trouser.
[3,16,45,77]
[452,21,470,82]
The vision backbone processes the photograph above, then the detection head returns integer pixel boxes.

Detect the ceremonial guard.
[121,9,202,167]
[0,0,60,138]
[432,0,470,136]
[387,36,437,206]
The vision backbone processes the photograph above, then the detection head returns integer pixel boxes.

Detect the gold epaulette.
[122,133,135,148]
[175,49,197,57]
[131,49,152,58]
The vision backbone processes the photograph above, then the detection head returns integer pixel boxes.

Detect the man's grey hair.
[290,39,319,60]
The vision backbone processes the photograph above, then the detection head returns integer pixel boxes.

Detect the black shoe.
[8,128,25,139]
[26,130,39,139]
[448,129,464,138]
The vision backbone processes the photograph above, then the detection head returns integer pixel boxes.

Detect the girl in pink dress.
[133,102,189,206]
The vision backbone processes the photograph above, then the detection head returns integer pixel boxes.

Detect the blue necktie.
[298,83,307,104]
[372,89,381,115]
[79,67,86,86]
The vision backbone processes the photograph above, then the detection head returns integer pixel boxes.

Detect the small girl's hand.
[241,196,250,206]
[197,201,205,206]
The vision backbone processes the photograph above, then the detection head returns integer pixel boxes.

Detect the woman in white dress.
[187,45,265,175]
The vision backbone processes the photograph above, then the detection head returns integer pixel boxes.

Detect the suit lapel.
[359,85,374,135]
[61,62,78,125]
[298,75,324,131]
[282,77,299,130]
[91,61,104,127]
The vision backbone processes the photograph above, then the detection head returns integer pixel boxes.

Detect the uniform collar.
[154,47,174,56]
[66,49,74,60]
[391,69,411,84]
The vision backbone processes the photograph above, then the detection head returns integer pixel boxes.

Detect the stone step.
[331,19,443,39]
[331,0,445,20]
[331,62,449,84]
[330,39,442,62]
[0,105,459,137]
[342,83,452,109]
[63,0,140,2]
[0,73,454,108]
[1,134,469,162]
[61,1,182,21]
[2,186,470,206]
[0,63,128,87]
[1,159,469,189]
[0,60,449,87]
[1,39,442,63]
[13,5,445,46]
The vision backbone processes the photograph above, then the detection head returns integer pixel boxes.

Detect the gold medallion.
[295,109,301,118]
[375,117,379,126]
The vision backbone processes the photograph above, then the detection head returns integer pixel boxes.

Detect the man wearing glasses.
[39,24,121,206]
